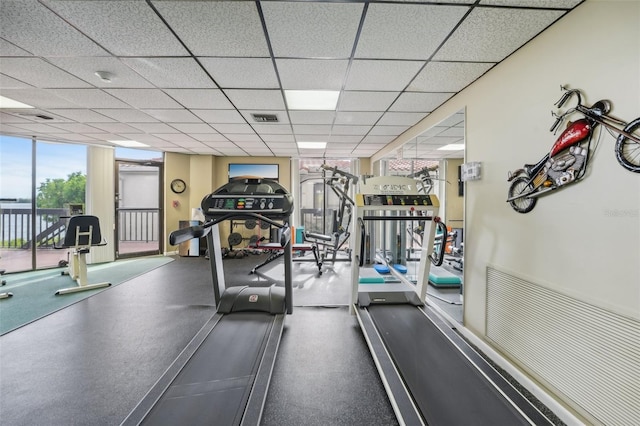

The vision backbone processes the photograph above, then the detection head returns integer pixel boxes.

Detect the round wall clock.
[170,178,186,194]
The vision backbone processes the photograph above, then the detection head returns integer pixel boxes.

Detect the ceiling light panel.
[199,58,279,89]
[285,90,339,110]
[0,58,92,89]
[356,3,469,60]
[154,1,268,56]
[409,62,494,92]
[276,59,349,91]
[46,57,154,89]
[104,89,183,109]
[0,1,107,56]
[45,0,188,56]
[434,7,564,62]
[262,2,364,58]
[120,58,215,89]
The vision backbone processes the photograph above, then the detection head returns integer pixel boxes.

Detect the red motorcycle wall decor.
[507,86,640,213]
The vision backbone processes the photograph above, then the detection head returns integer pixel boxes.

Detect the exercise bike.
[507,86,640,213]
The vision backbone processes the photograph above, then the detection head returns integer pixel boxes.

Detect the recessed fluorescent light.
[285,90,340,110]
[0,96,34,109]
[297,141,327,149]
[437,143,465,151]
[109,140,149,148]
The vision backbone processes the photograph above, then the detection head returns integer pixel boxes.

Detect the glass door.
[115,160,162,258]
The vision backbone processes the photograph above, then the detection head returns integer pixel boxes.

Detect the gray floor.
[0,255,396,425]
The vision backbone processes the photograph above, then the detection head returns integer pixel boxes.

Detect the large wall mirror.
[379,109,466,324]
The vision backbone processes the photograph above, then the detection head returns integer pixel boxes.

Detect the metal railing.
[1,208,160,249]
[0,208,67,248]
[117,208,159,243]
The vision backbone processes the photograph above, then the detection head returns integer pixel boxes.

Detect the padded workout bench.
[250,242,322,276]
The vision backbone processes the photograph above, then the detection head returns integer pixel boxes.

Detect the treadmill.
[351,176,553,426]
[122,178,294,426]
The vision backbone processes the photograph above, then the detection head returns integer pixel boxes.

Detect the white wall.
[374,1,639,422]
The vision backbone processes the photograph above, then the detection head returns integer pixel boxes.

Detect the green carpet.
[0,256,174,335]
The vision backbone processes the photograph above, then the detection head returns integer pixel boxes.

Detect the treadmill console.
[201,178,294,219]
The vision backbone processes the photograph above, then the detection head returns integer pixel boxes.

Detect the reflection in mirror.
[380,109,465,324]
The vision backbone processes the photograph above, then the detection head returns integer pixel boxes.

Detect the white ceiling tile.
[87,122,143,134]
[1,88,85,108]
[277,59,349,90]
[328,135,363,144]
[50,122,105,133]
[356,4,468,60]
[120,58,215,89]
[92,109,157,123]
[289,111,335,125]
[190,146,222,155]
[45,0,188,56]
[263,139,296,146]
[338,91,399,112]
[292,125,332,135]
[50,89,131,108]
[434,7,564,62]
[224,90,286,110]
[0,58,92,88]
[153,133,199,144]
[10,122,69,133]
[46,57,154,89]
[212,123,255,134]
[0,74,33,89]
[390,92,454,112]
[228,139,265,146]
[50,133,100,143]
[192,134,229,143]
[199,58,279,89]
[368,125,409,136]
[0,112,37,123]
[334,111,383,126]
[104,89,183,109]
[361,135,395,144]
[1,0,107,56]
[168,123,217,134]
[331,125,372,136]
[154,1,268,56]
[164,90,234,110]
[0,38,34,56]
[250,124,293,135]
[345,60,424,91]
[378,112,427,127]
[262,2,363,58]
[481,0,581,7]
[204,141,240,149]
[408,62,494,92]
[224,134,263,143]
[51,109,115,122]
[142,109,201,123]
[194,109,246,124]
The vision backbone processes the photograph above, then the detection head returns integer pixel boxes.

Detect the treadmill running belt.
[141,313,275,426]
[368,305,530,425]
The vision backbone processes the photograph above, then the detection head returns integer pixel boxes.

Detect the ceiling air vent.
[251,113,278,123]
[35,114,53,120]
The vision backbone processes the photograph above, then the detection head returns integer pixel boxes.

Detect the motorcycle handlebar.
[550,114,563,133]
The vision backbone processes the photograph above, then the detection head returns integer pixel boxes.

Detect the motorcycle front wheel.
[615,117,640,173]
[508,176,537,213]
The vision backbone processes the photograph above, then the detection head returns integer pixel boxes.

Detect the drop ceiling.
[0,0,583,159]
